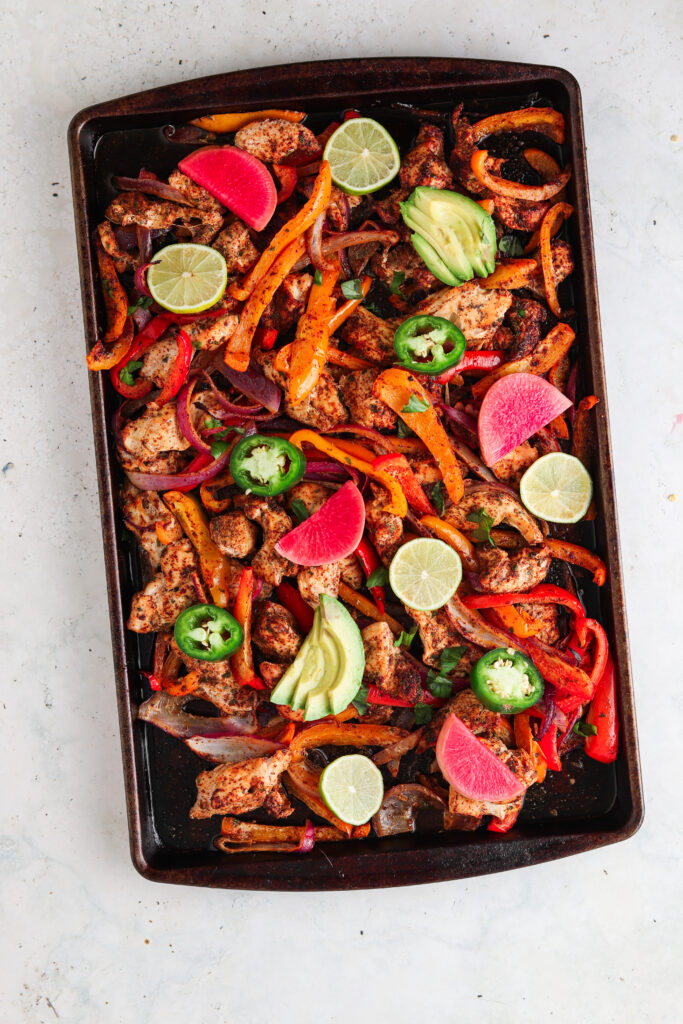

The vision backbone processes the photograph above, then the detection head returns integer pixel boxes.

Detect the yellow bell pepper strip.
[199,468,234,514]
[472,323,576,401]
[545,538,606,586]
[471,107,565,145]
[230,161,332,301]
[162,490,233,608]
[373,368,465,505]
[89,237,128,345]
[288,261,339,404]
[287,428,408,516]
[327,347,374,371]
[514,713,548,784]
[337,582,404,635]
[290,721,410,759]
[328,275,372,334]
[230,567,264,690]
[383,436,429,456]
[218,818,348,849]
[419,515,478,571]
[190,109,306,133]
[332,438,379,463]
[372,454,434,516]
[479,258,538,291]
[539,203,574,316]
[224,234,307,372]
[86,315,134,372]
[471,149,571,202]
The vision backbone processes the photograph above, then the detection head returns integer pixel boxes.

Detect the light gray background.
[1,1,681,1021]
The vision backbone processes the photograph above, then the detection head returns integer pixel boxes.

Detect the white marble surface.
[2,1,682,1020]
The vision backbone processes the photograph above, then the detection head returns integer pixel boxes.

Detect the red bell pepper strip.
[272,163,298,204]
[231,567,264,690]
[254,326,278,350]
[110,313,174,398]
[463,585,585,621]
[276,582,315,634]
[520,635,593,700]
[488,806,520,832]
[371,453,434,517]
[355,536,386,614]
[151,329,193,407]
[435,350,505,384]
[576,617,610,697]
[141,670,163,692]
[366,685,444,709]
[172,452,213,493]
[537,725,562,771]
[585,654,618,763]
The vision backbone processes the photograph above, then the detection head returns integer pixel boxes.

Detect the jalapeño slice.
[174,604,244,661]
[393,315,466,375]
[470,647,544,714]
[230,434,306,497]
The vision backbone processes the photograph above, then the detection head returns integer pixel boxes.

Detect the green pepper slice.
[230,434,306,497]
[393,315,466,375]
[174,604,244,662]
[470,647,544,714]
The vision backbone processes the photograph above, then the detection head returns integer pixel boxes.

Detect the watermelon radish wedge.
[478,372,572,467]
[436,713,524,803]
[178,146,276,231]
[276,482,365,566]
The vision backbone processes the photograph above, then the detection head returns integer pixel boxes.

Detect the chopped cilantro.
[210,440,231,459]
[413,702,433,724]
[103,280,114,297]
[290,499,310,524]
[498,234,524,257]
[431,481,446,516]
[341,278,364,301]
[401,394,430,415]
[573,720,598,737]
[440,646,467,674]
[396,419,414,438]
[426,671,452,699]
[119,359,143,387]
[204,416,223,429]
[363,298,384,317]
[394,626,418,650]
[390,270,406,297]
[352,683,369,716]
[127,295,153,315]
[366,566,389,589]
[514,304,527,318]
[314,269,323,286]
[467,507,496,546]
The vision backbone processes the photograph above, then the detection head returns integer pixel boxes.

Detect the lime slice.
[323,118,400,195]
[319,754,384,826]
[146,243,227,314]
[520,452,593,524]
[388,537,462,612]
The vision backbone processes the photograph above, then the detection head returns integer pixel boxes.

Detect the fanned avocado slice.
[401,186,497,284]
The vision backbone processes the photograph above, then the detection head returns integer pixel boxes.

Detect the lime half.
[389,537,462,612]
[520,452,593,524]
[323,118,400,195]
[319,754,384,826]
[147,243,227,314]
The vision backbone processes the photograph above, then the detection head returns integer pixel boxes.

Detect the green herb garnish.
[498,234,524,257]
[394,626,418,650]
[341,278,364,301]
[314,269,323,285]
[401,394,430,415]
[119,359,143,387]
[431,481,446,516]
[413,702,433,724]
[352,683,369,716]
[573,720,598,737]
[127,295,153,315]
[366,566,389,589]
[210,440,231,459]
[290,499,310,524]
[467,507,496,546]
[396,419,414,438]
[390,270,406,297]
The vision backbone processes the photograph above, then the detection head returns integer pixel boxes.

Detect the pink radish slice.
[478,373,572,467]
[436,713,524,802]
[275,481,365,566]
[178,146,276,231]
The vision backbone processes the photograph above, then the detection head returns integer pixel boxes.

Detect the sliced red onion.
[177,378,212,454]
[536,688,558,741]
[338,246,352,280]
[185,734,285,763]
[124,444,232,491]
[113,225,139,252]
[534,426,561,454]
[201,371,266,419]
[113,174,194,205]
[445,592,524,652]
[133,259,160,298]
[136,226,153,264]
[191,570,210,603]
[132,306,153,331]
[325,424,398,454]
[303,460,361,485]
[372,784,445,837]
[449,435,497,482]
[297,820,316,853]
[438,401,478,434]
[138,691,257,738]
[566,361,578,425]
[306,212,333,272]
[292,229,400,271]
[217,360,282,414]
[463,569,484,592]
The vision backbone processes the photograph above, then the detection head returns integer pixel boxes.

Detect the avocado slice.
[401,187,497,284]
[410,233,463,288]
[269,595,365,721]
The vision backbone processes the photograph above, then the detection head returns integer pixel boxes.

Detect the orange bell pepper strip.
[544,539,606,586]
[327,347,374,371]
[162,490,233,608]
[539,203,574,316]
[372,454,434,516]
[332,438,378,463]
[548,414,570,440]
[486,605,545,639]
[471,149,571,202]
[290,721,409,759]
[225,234,307,371]
[479,258,538,290]
[199,468,234,514]
[337,582,404,635]
[373,369,464,505]
[384,436,429,456]
[218,818,348,847]
[230,567,264,690]
[190,109,306,133]
[472,323,575,401]
[471,107,565,145]
[572,395,599,470]
[283,761,354,836]
[288,261,339,404]
[420,515,477,570]
[328,276,373,334]
[514,713,548,784]
[477,198,495,215]
[86,315,134,372]
[288,428,407,516]
[230,161,332,301]
[523,147,562,179]
[86,238,133,370]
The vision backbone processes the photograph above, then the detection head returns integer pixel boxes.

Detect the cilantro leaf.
[313,269,323,285]
[341,278,364,301]
[119,359,143,387]
[440,646,467,674]
[498,234,524,257]
[363,298,384,317]
[352,683,369,716]
[204,416,223,429]
[467,507,496,546]
[396,419,414,438]
[103,280,114,297]
[413,702,433,724]
[290,499,310,524]
[366,566,389,589]
[573,720,598,737]
[431,481,446,516]
[210,440,231,459]
[514,304,527,318]
[401,394,430,415]
[390,270,406,297]
[394,626,418,650]
[426,670,453,699]
[127,295,153,315]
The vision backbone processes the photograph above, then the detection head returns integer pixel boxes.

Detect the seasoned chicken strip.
[255,350,348,432]
[449,104,486,195]
[492,195,551,232]
[190,749,292,819]
[448,735,537,822]
[416,282,512,349]
[212,220,259,277]
[399,124,454,190]
[260,273,313,333]
[365,486,404,564]
[127,539,198,632]
[362,622,423,704]
[297,563,341,606]
[210,512,259,560]
[173,641,259,715]
[338,306,399,366]
[235,118,319,164]
[478,545,552,593]
[490,442,538,486]
[252,602,303,661]
[444,484,544,546]
[407,608,481,674]
[121,402,190,460]
[339,369,398,431]
[526,240,574,300]
[370,243,440,299]
[236,495,296,588]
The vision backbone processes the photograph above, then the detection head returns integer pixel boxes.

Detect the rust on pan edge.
[67,58,643,891]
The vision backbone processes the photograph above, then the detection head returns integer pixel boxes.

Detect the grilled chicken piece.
[120,482,183,572]
[507,297,549,360]
[416,282,513,349]
[338,552,364,589]
[478,544,552,593]
[361,622,423,703]
[286,482,330,516]
[399,124,453,190]
[260,273,313,333]
[444,484,544,546]
[526,240,574,300]
[190,749,293,819]
[255,350,348,432]
[370,243,440,299]
[210,512,259,560]
[339,369,398,431]
[514,602,561,645]
[212,220,259,276]
[117,447,187,476]
[97,220,137,273]
[408,608,482,674]
[365,485,404,564]
[173,642,259,715]
[259,661,288,689]
[236,495,296,588]
[449,104,486,196]
[127,539,198,632]
[106,192,188,231]
[167,170,224,244]
[252,602,303,661]
[235,118,320,165]
[339,306,399,366]
[491,441,538,486]
[121,401,190,461]
[492,195,551,232]
[297,562,341,606]
[374,187,411,225]
[178,311,240,351]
